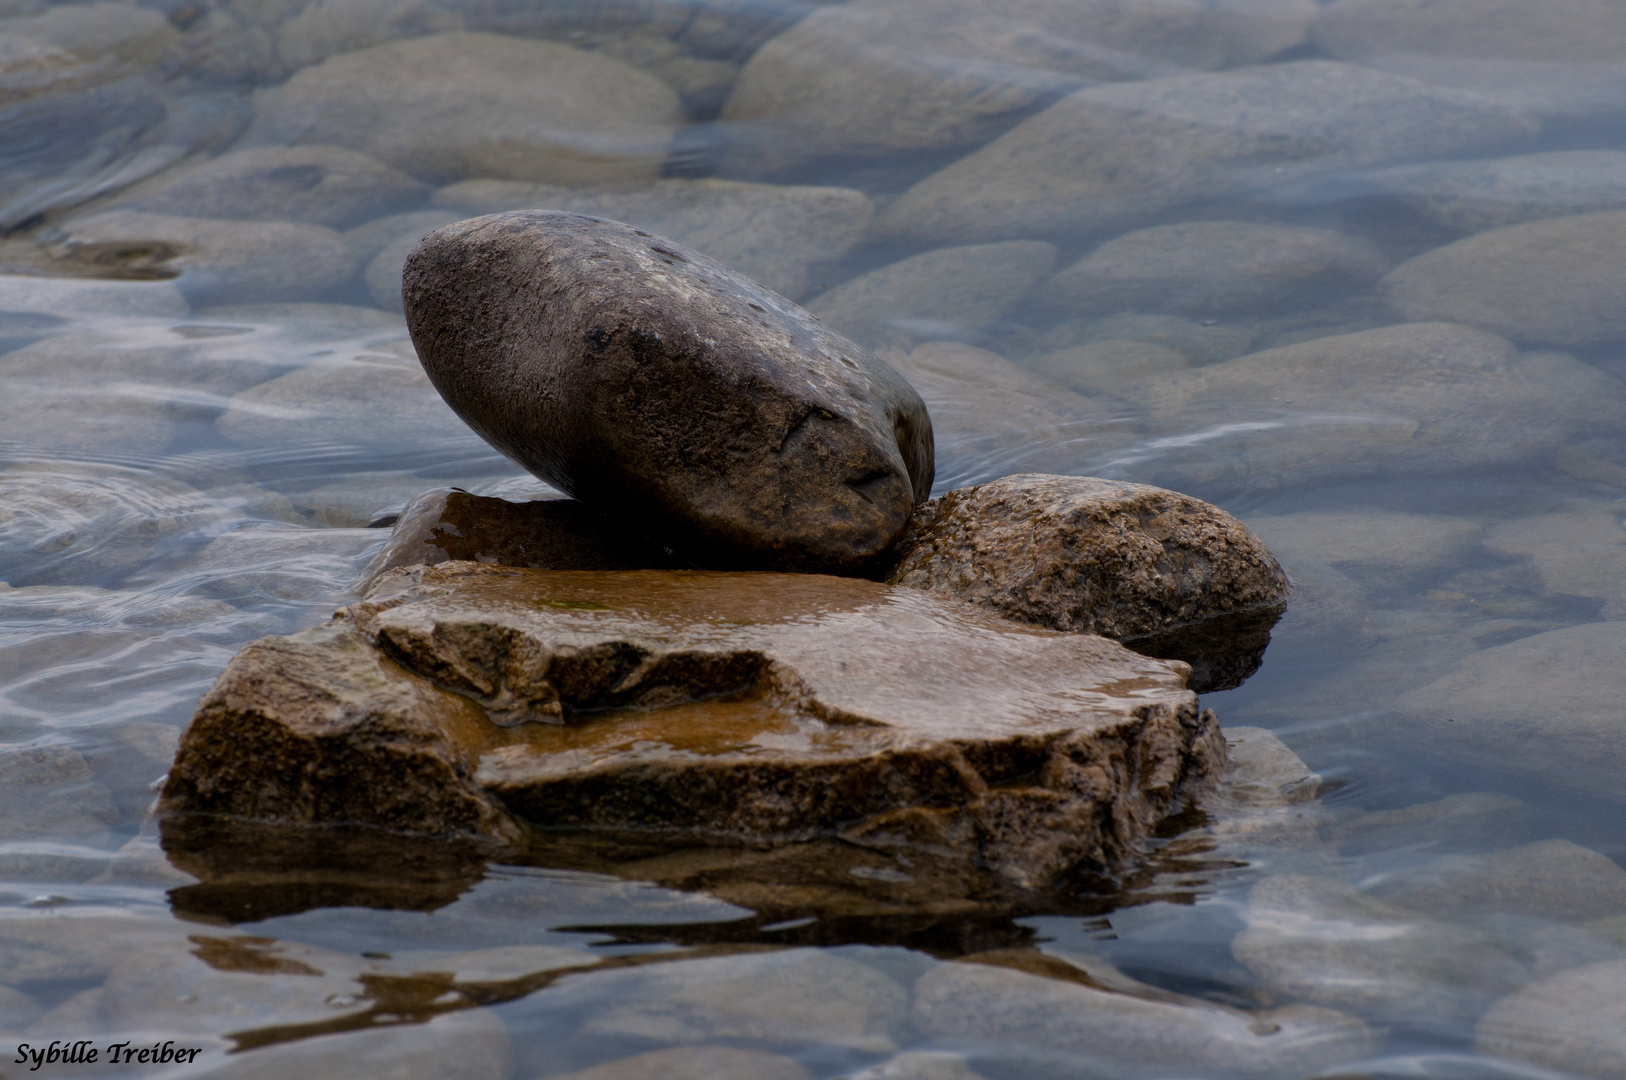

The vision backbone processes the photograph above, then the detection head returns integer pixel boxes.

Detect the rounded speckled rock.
[402,211,934,573]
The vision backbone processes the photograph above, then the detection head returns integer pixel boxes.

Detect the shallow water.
[5,0,1626,1076]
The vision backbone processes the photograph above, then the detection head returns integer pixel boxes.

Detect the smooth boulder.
[1478,961,1626,1079]
[159,562,1223,888]
[887,474,1289,691]
[1366,151,1626,234]
[403,211,933,573]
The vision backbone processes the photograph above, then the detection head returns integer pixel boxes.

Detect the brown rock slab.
[358,487,683,589]
[160,563,1222,888]
[887,474,1289,691]
[403,211,933,573]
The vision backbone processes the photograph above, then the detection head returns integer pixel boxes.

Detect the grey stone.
[245,32,684,186]
[720,0,1318,176]
[160,563,1223,888]
[1024,339,1194,399]
[1326,793,1531,856]
[548,1047,810,1080]
[844,1052,985,1080]
[568,949,907,1053]
[106,145,430,230]
[0,2,178,103]
[1313,0,1626,119]
[435,177,873,299]
[875,61,1536,245]
[1478,961,1626,1079]
[887,472,1289,650]
[1486,506,1626,617]
[1194,726,1330,854]
[1368,151,1626,234]
[0,744,115,841]
[0,912,195,988]
[1381,211,1626,347]
[1394,621,1626,800]
[402,211,932,573]
[192,1007,510,1080]
[358,487,682,590]
[1247,510,1484,573]
[1232,874,1537,1022]
[1368,839,1626,922]
[1110,323,1626,491]
[44,211,359,307]
[806,241,1057,345]
[185,526,385,604]
[0,272,186,321]
[911,951,1373,1078]
[1040,312,1256,363]
[1039,221,1387,317]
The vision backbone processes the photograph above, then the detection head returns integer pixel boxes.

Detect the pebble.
[1485,506,1626,617]
[546,1046,811,1080]
[807,241,1056,346]
[44,211,359,307]
[402,211,932,573]
[0,744,116,842]
[1040,312,1256,363]
[1395,621,1626,800]
[1024,339,1194,399]
[0,911,194,988]
[1477,960,1626,1079]
[244,32,684,186]
[435,176,874,300]
[0,272,186,321]
[1326,793,1532,856]
[911,951,1373,1078]
[105,145,430,229]
[0,2,178,102]
[180,526,384,605]
[874,61,1535,244]
[1381,211,1626,346]
[1367,839,1626,922]
[1312,0,1626,118]
[1367,151,1626,233]
[1247,510,1484,573]
[1038,221,1387,317]
[720,0,1318,176]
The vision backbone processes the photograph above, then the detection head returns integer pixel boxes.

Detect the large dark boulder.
[402,211,933,573]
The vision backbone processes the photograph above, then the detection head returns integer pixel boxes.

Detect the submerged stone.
[403,212,933,573]
[887,474,1289,692]
[160,563,1222,889]
[548,1047,811,1080]
[1367,151,1626,234]
[1478,961,1626,1079]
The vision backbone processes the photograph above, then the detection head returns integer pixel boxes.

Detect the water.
[4,0,1626,1075]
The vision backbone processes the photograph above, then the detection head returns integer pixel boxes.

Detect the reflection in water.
[5,0,1626,1074]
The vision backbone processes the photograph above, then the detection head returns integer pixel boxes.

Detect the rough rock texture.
[403,212,933,573]
[1313,0,1626,118]
[875,60,1535,244]
[910,951,1373,1079]
[719,0,1318,176]
[1381,211,1626,347]
[434,177,873,300]
[359,487,683,588]
[104,145,430,229]
[1478,961,1626,1079]
[160,563,1223,888]
[43,211,358,306]
[1039,222,1387,317]
[887,474,1289,691]
[1367,151,1626,234]
[806,241,1057,346]
[243,32,684,186]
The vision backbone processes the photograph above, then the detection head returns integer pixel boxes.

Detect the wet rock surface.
[402,211,933,573]
[160,562,1222,888]
[887,474,1289,691]
[1367,150,1626,233]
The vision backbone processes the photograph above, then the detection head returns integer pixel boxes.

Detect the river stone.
[0,2,178,103]
[1313,0,1626,119]
[185,526,384,605]
[806,241,1057,346]
[886,474,1289,689]
[1367,151,1626,234]
[44,211,359,307]
[105,145,430,230]
[1039,222,1387,317]
[1395,621,1626,800]
[911,952,1372,1078]
[359,487,682,589]
[1042,312,1256,363]
[0,271,186,321]
[875,61,1536,245]
[1477,961,1626,1079]
[244,32,683,187]
[1113,323,1626,491]
[719,0,1318,177]
[434,177,873,300]
[1367,839,1626,922]
[0,744,115,842]
[881,342,1136,487]
[403,211,933,573]
[1247,510,1484,573]
[1486,507,1626,617]
[1026,340,1194,400]
[160,563,1223,887]
[1381,211,1626,347]
[549,1047,811,1080]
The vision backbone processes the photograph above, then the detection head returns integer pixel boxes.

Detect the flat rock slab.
[160,563,1221,887]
